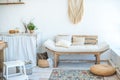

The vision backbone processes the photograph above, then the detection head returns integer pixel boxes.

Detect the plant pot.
[25,63,32,75]
[29,30,34,33]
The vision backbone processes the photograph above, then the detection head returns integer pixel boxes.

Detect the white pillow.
[55,35,72,43]
[55,40,71,48]
[72,37,85,45]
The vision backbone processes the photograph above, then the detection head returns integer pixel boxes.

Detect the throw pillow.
[55,39,71,48]
[55,35,72,43]
[85,39,97,45]
[72,37,85,45]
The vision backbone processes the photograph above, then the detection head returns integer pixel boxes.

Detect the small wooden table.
[0,41,7,79]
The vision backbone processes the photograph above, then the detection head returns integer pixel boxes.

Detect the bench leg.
[95,53,100,64]
[54,53,59,68]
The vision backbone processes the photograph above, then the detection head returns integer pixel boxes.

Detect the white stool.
[3,60,28,80]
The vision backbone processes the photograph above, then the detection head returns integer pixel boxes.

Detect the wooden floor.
[103,74,119,80]
[0,61,120,80]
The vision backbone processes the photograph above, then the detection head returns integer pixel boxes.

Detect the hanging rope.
[68,0,84,24]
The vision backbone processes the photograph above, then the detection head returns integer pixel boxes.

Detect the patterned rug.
[49,69,103,80]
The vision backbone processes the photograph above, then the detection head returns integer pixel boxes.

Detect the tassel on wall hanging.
[68,0,84,24]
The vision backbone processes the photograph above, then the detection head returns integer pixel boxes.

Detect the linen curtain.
[0,34,41,66]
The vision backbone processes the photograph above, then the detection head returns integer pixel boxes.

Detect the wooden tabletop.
[0,41,7,50]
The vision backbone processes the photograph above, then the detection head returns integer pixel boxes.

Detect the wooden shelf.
[0,2,25,5]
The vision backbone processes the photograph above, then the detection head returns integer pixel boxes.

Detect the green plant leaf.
[27,22,36,30]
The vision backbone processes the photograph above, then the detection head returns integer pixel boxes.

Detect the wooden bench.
[44,35,109,67]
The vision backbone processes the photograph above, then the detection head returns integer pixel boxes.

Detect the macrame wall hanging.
[68,0,84,24]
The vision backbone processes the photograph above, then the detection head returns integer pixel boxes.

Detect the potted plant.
[27,22,36,33]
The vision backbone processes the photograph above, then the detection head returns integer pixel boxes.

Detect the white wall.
[0,0,120,50]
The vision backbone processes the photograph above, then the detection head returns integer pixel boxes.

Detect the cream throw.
[68,0,84,24]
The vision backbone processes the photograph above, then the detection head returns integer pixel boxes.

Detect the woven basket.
[38,59,49,68]
[37,53,49,68]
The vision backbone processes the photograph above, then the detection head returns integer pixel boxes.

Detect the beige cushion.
[55,40,71,48]
[85,39,97,45]
[72,36,85,45]
[72,35,98,45]
[90,64,116,76]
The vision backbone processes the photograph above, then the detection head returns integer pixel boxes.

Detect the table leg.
[54,53,59,68]
[95,53,100,64]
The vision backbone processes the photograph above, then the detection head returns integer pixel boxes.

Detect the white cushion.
[55,35,72,43]
[44,40,109,52]
[55,40,71,48]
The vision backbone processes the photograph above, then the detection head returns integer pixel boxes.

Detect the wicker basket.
[38,59,49,68]
[38,55,49,68]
